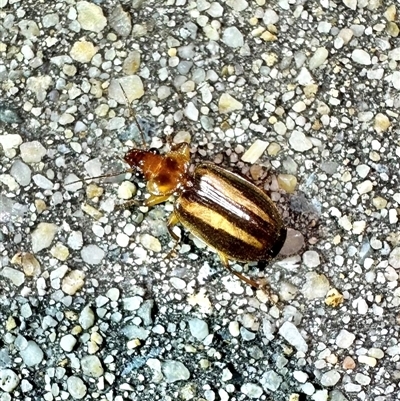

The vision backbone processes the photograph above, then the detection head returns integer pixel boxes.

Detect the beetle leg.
[167,212,181,242]
[218,252,260,288]
[115,198,142,210]
[145,194,172,207]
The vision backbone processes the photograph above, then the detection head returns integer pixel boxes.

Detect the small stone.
[109,4,132,37]
[241,139,268,163]
[278,321,308,352]
[162,360,190,383]
[296,67,314,85]
[263,9,279,24]
[184,102,199,121]
[277,174,297,193]
[0,369,20,392]
[0,267,25,287]
[343,0,357,10]
[384,4,396,21]
[373,113,391,133]
[222,26,244,48]
[293,371,308,383]
[229,321,240,337]
[118,181,137,200]
[109,75,144,103]
[241,383,263,398]
[81,244,105,265]
[79,305,95,329]
[81,355,104,378]
[122,324,149,340]
[50,243,70,261]
[62,270,85,295]
[20,141,46,163]
[320,370,341,386]
[389,247,400,269]
[123,50,141,75]
[67,376,87,400]
[140,234,161,252]
[188,318,209,341]
[70,40,98,63]
[355,373,371,385]
[358,355,376,367]
[351,49,371,65]
[20,341,44,367]
[292,101,306,113]
[309,47,328,70]
[356,180,373,195]
[10,160,31,186]
[289,131,312,152]
[218,93,243,113]
[77,1,107,33]
[31,222,59,253]
[342,356,356,369]
[325,289,344,307]
[368,348,384,359]
[60,334,77,352]
[335,329,355,349]
[260,370,282,392]
[301,272,330,299]
[26,75,53,102]
[123,296,142,311]
[302,250,320,267]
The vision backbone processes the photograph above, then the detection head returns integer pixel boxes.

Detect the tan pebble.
[81,203,103,220]
[343,356,356,370]
[86,184,104,199]
[387,22,399,37]
[312,120,322,130]
[88,341,100,354]
[249,164,264,181]
[384,5,397,21]
[62,270,85,295]
[261,30,277,41]
[374,113,391,133]
[50,243,70,261]
[267,142,281,156]
[358,355,377,367]
[6,316,17,331]
[277,174,297,193]
[325,288,344,307]
[35,199,47,213]
[71,325,83,335]
[70,40,98,63]
[218,93,243,114]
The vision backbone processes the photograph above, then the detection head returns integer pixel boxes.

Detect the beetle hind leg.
[217,252,261,288]
[165,212,181,259]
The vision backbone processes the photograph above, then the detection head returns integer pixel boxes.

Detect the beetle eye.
[149,148,160,155]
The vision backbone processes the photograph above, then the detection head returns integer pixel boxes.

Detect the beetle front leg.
[217,252,261,288]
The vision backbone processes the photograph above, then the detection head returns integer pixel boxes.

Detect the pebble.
[0,369,20,392]
[162,360,190,383]
[277,174,297,193]
[301,272,330,300]
[241,139,268,163]
[109,4,132,37]
[263,8,279,24]
[79,305,95,329]
[343,0,357,10]
[302,250,320,268]
[222,26,244,48]
[358,355,376,367]
[260,370,282,391]
[218,93,243,113]
[81,244,105,265]
[26,75,52,101]
[77,1,107,33]
[309,47,328,70]
[67,376,87,400]
[0,134,22,157]
[70,40,98,63]
[109,76,144,103]
[60,334,77,352]
[335,330,356,349]
[320,370,340,386]
[62,270,85,295]
[81,355,104,377]
[241,383,263,398]
[117,181,136,200]
[31,222,59,253]
[351,49,371,65]
[0,267,25,286]
[140,234,161,253]
[373,113,391,133]
[293,371,308,383]
[123,296,142,311]
[289,131,312,152]
[10,160,31,186]
[278,321,308,352]
[20,341,44,367]
[188,318,209,341]
[20,141,46,163]
[356,180,373,195]
[122,325,150,340]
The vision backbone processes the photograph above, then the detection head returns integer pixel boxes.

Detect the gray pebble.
[67,376,87,399]
[81,355,104,378]
[260,370,282,392]
[188,318,209,341]
[19,341,44,367]
[162,360,190,383]
[79,305,95,330]
[278,321,308,353]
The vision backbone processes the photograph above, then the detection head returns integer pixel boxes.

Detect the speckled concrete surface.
[1,1,400,400]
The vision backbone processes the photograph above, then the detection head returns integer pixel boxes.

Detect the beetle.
[124,139,287,288]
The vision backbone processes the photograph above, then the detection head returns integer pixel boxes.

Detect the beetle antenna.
[64,167,134,187]
[118,82,147,148]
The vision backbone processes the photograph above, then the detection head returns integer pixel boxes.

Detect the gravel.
[1,1,399,400]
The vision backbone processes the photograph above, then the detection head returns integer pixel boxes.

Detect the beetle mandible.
[124,130,287,288]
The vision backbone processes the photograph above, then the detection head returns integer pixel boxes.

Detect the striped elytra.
[174,163,287,263]
[124,143,286,288]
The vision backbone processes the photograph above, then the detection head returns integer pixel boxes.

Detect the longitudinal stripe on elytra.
[179,197,264,250]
